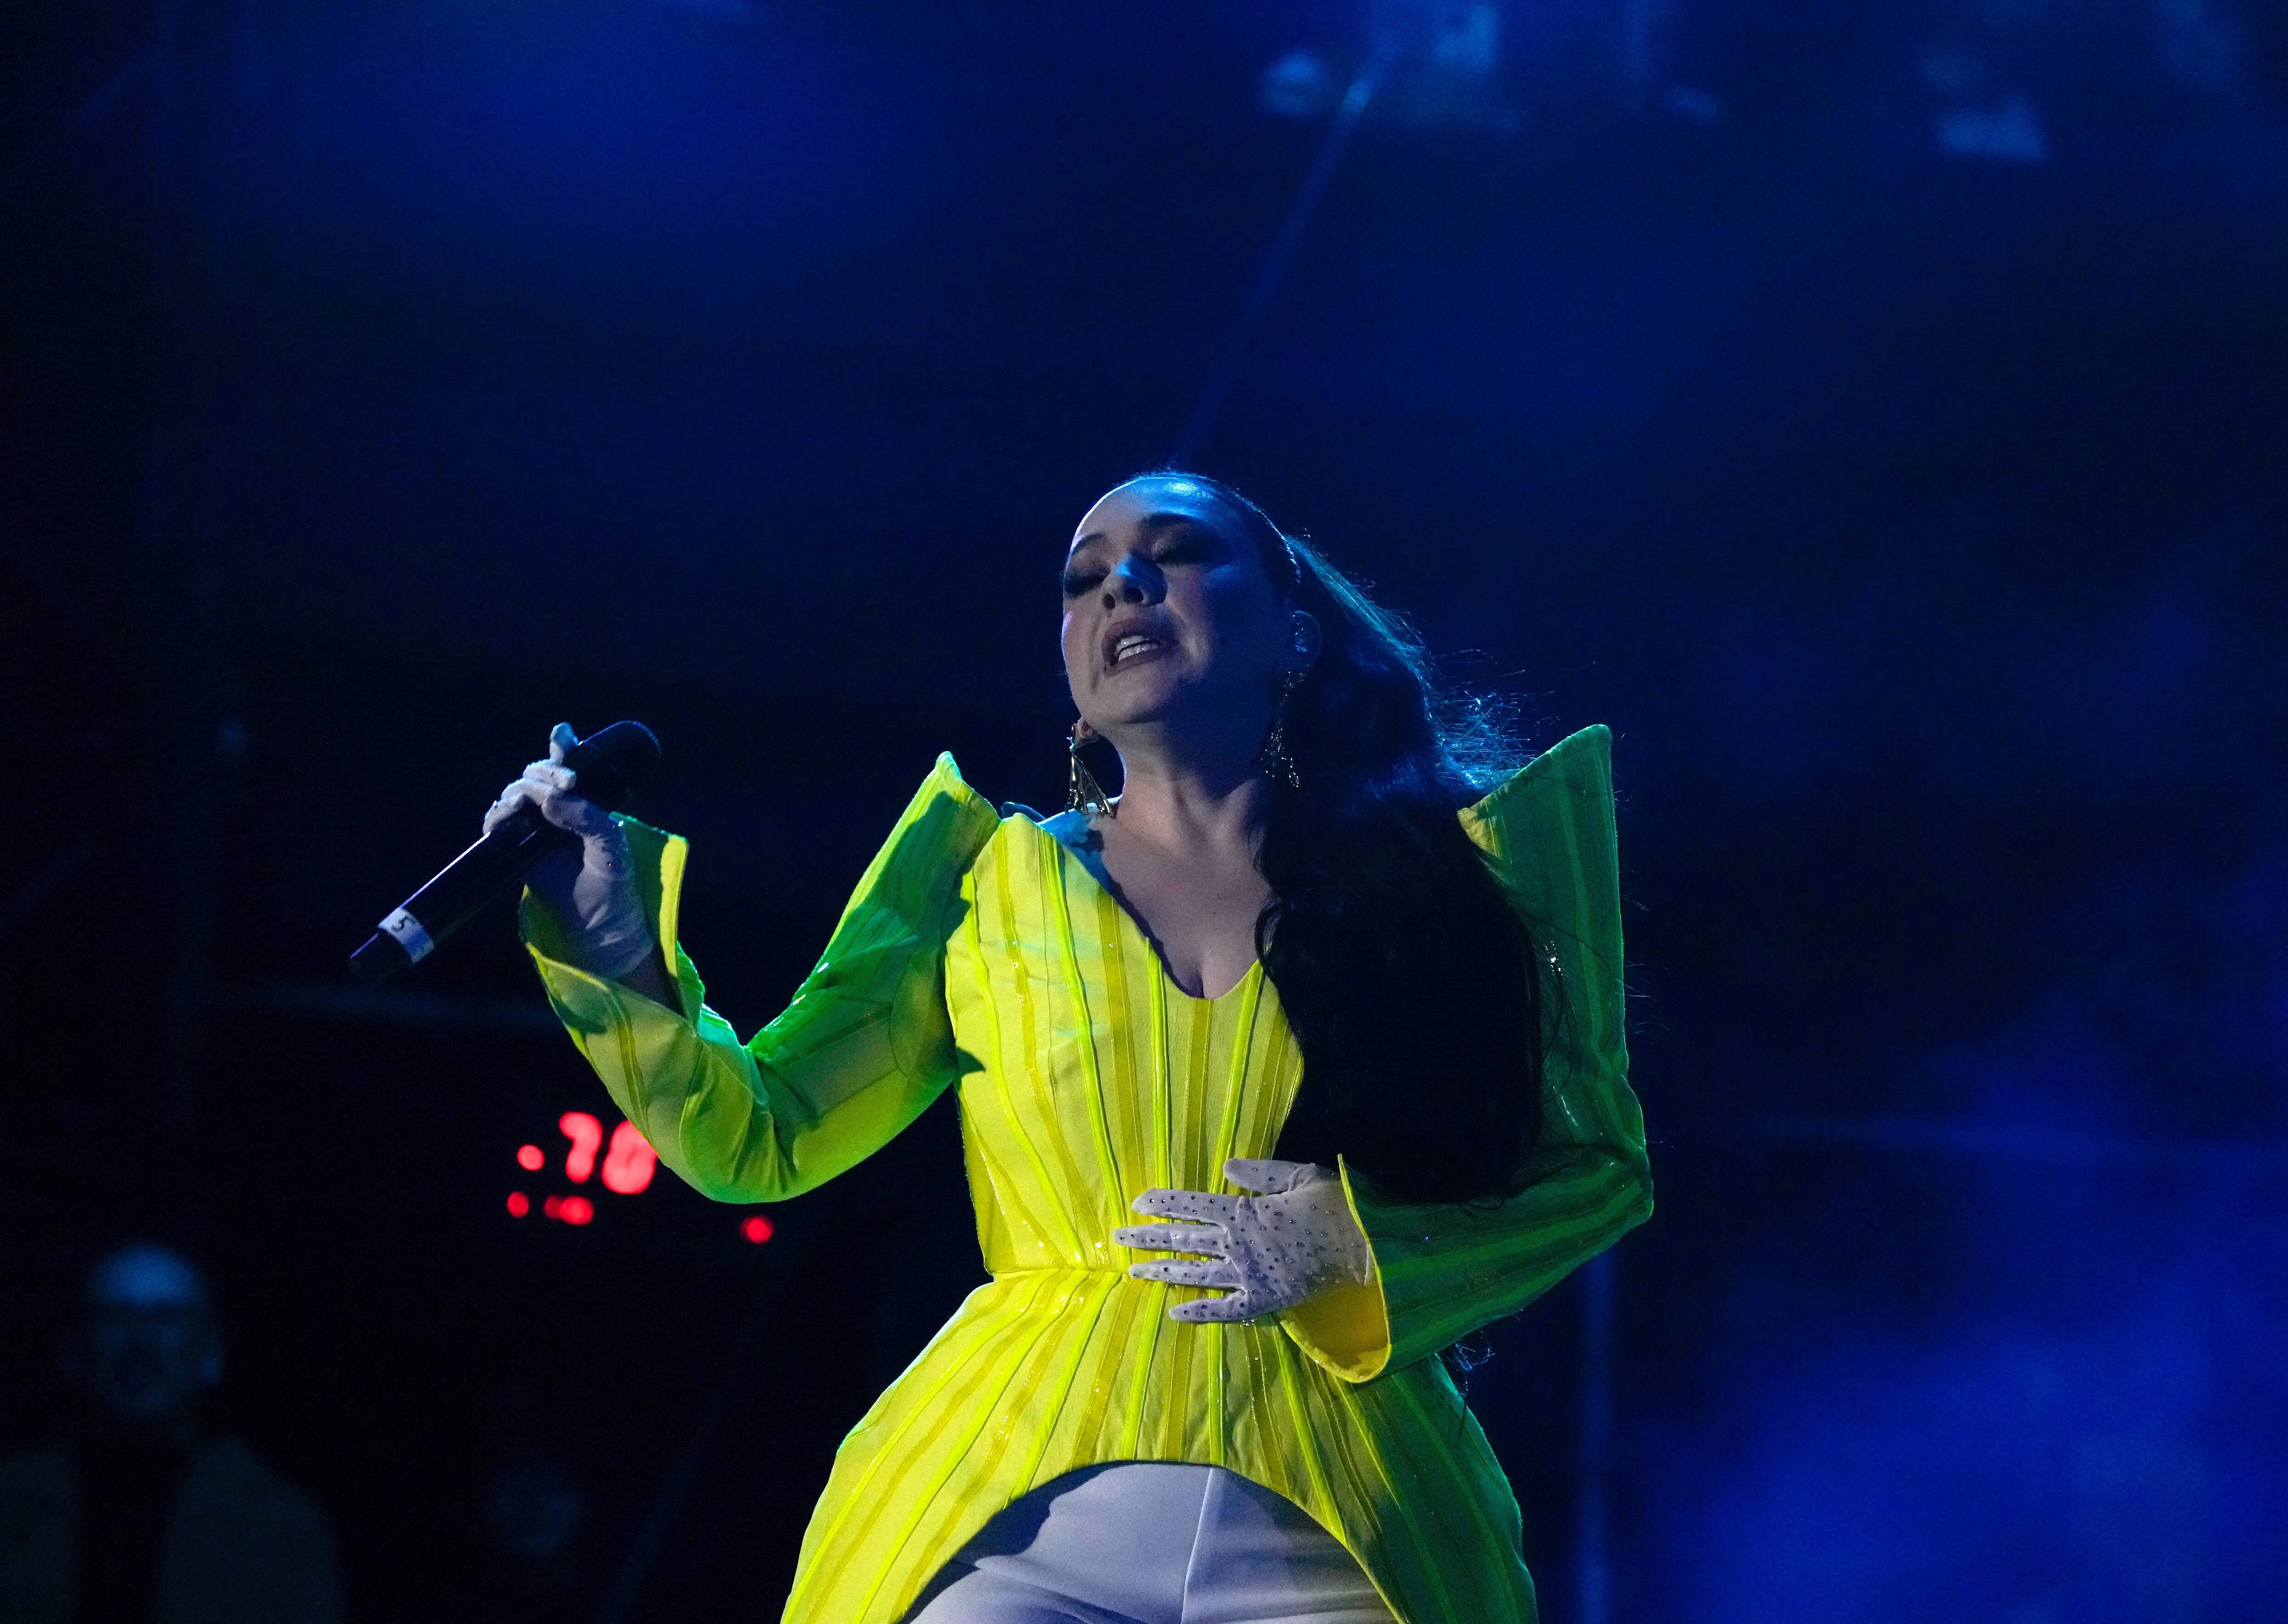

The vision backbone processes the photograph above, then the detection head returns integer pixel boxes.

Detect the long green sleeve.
[1283,724,1652,1380]
[524,753,999,1203]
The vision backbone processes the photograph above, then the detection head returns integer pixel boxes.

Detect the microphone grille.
[562,721,662,813]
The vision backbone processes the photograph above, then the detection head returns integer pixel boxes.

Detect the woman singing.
[488,474,1651,1624]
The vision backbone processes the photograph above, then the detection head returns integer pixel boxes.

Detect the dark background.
[5,2,2285,1620]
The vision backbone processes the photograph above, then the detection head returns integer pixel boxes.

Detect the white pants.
[902,1463,1397,1624]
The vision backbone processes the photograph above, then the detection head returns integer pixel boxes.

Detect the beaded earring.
[1259,669,1304,789]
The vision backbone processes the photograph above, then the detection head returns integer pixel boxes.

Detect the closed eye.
[1061,530,1219,597]
[1150,539,1213,567]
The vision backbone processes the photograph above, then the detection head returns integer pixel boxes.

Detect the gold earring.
[1067,720,1114,817]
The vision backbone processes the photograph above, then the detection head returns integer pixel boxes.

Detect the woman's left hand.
[1114,1158,1374,1323]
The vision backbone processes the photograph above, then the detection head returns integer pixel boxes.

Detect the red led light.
[740,1215,775,1245]
[543,1194,564,1221]
[516,1144,544,1171]
[559,1195,595,1226]
[506,1192,530,1217]
[559,1112,603,1182]
[601,1122,657,1194]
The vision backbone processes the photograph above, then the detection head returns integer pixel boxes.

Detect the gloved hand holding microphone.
[485,723,669,997]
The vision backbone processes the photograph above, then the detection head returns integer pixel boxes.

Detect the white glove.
[1114,1158,1374,1324]
[485,723,657,982]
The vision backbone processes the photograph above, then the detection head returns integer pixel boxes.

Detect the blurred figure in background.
[474,1441,589,1619]
[0,1243,342,1624]
[437,1387,595,1624]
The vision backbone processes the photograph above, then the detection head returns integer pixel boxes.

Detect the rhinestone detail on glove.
[1114,1158,1373,1324]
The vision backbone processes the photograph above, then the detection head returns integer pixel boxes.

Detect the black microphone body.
[349,721,661,985]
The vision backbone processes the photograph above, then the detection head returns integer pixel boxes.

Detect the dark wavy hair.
[1160,474,1551,1206]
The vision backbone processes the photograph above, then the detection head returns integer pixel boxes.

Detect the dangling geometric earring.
[1067,719,1115,817]
[1259,667,1305,789]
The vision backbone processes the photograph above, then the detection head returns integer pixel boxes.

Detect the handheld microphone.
[348,721,662,985]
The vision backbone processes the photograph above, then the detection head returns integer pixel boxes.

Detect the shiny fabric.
[903,1462,1395,1623]
[526,724,1651,1624]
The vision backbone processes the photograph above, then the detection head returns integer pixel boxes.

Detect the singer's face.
[1060,478,1290,743]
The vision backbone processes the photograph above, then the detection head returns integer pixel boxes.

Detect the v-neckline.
[1023,814,1265,1006]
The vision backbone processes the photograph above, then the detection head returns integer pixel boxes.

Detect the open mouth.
[1107,631,1172,668]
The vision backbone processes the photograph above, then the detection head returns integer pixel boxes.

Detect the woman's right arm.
[507,747,999,1204]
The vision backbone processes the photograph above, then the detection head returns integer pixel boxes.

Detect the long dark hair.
[1168,475,1550,1206]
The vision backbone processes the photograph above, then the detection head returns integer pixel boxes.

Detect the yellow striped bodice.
[953,817,1295,1278]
